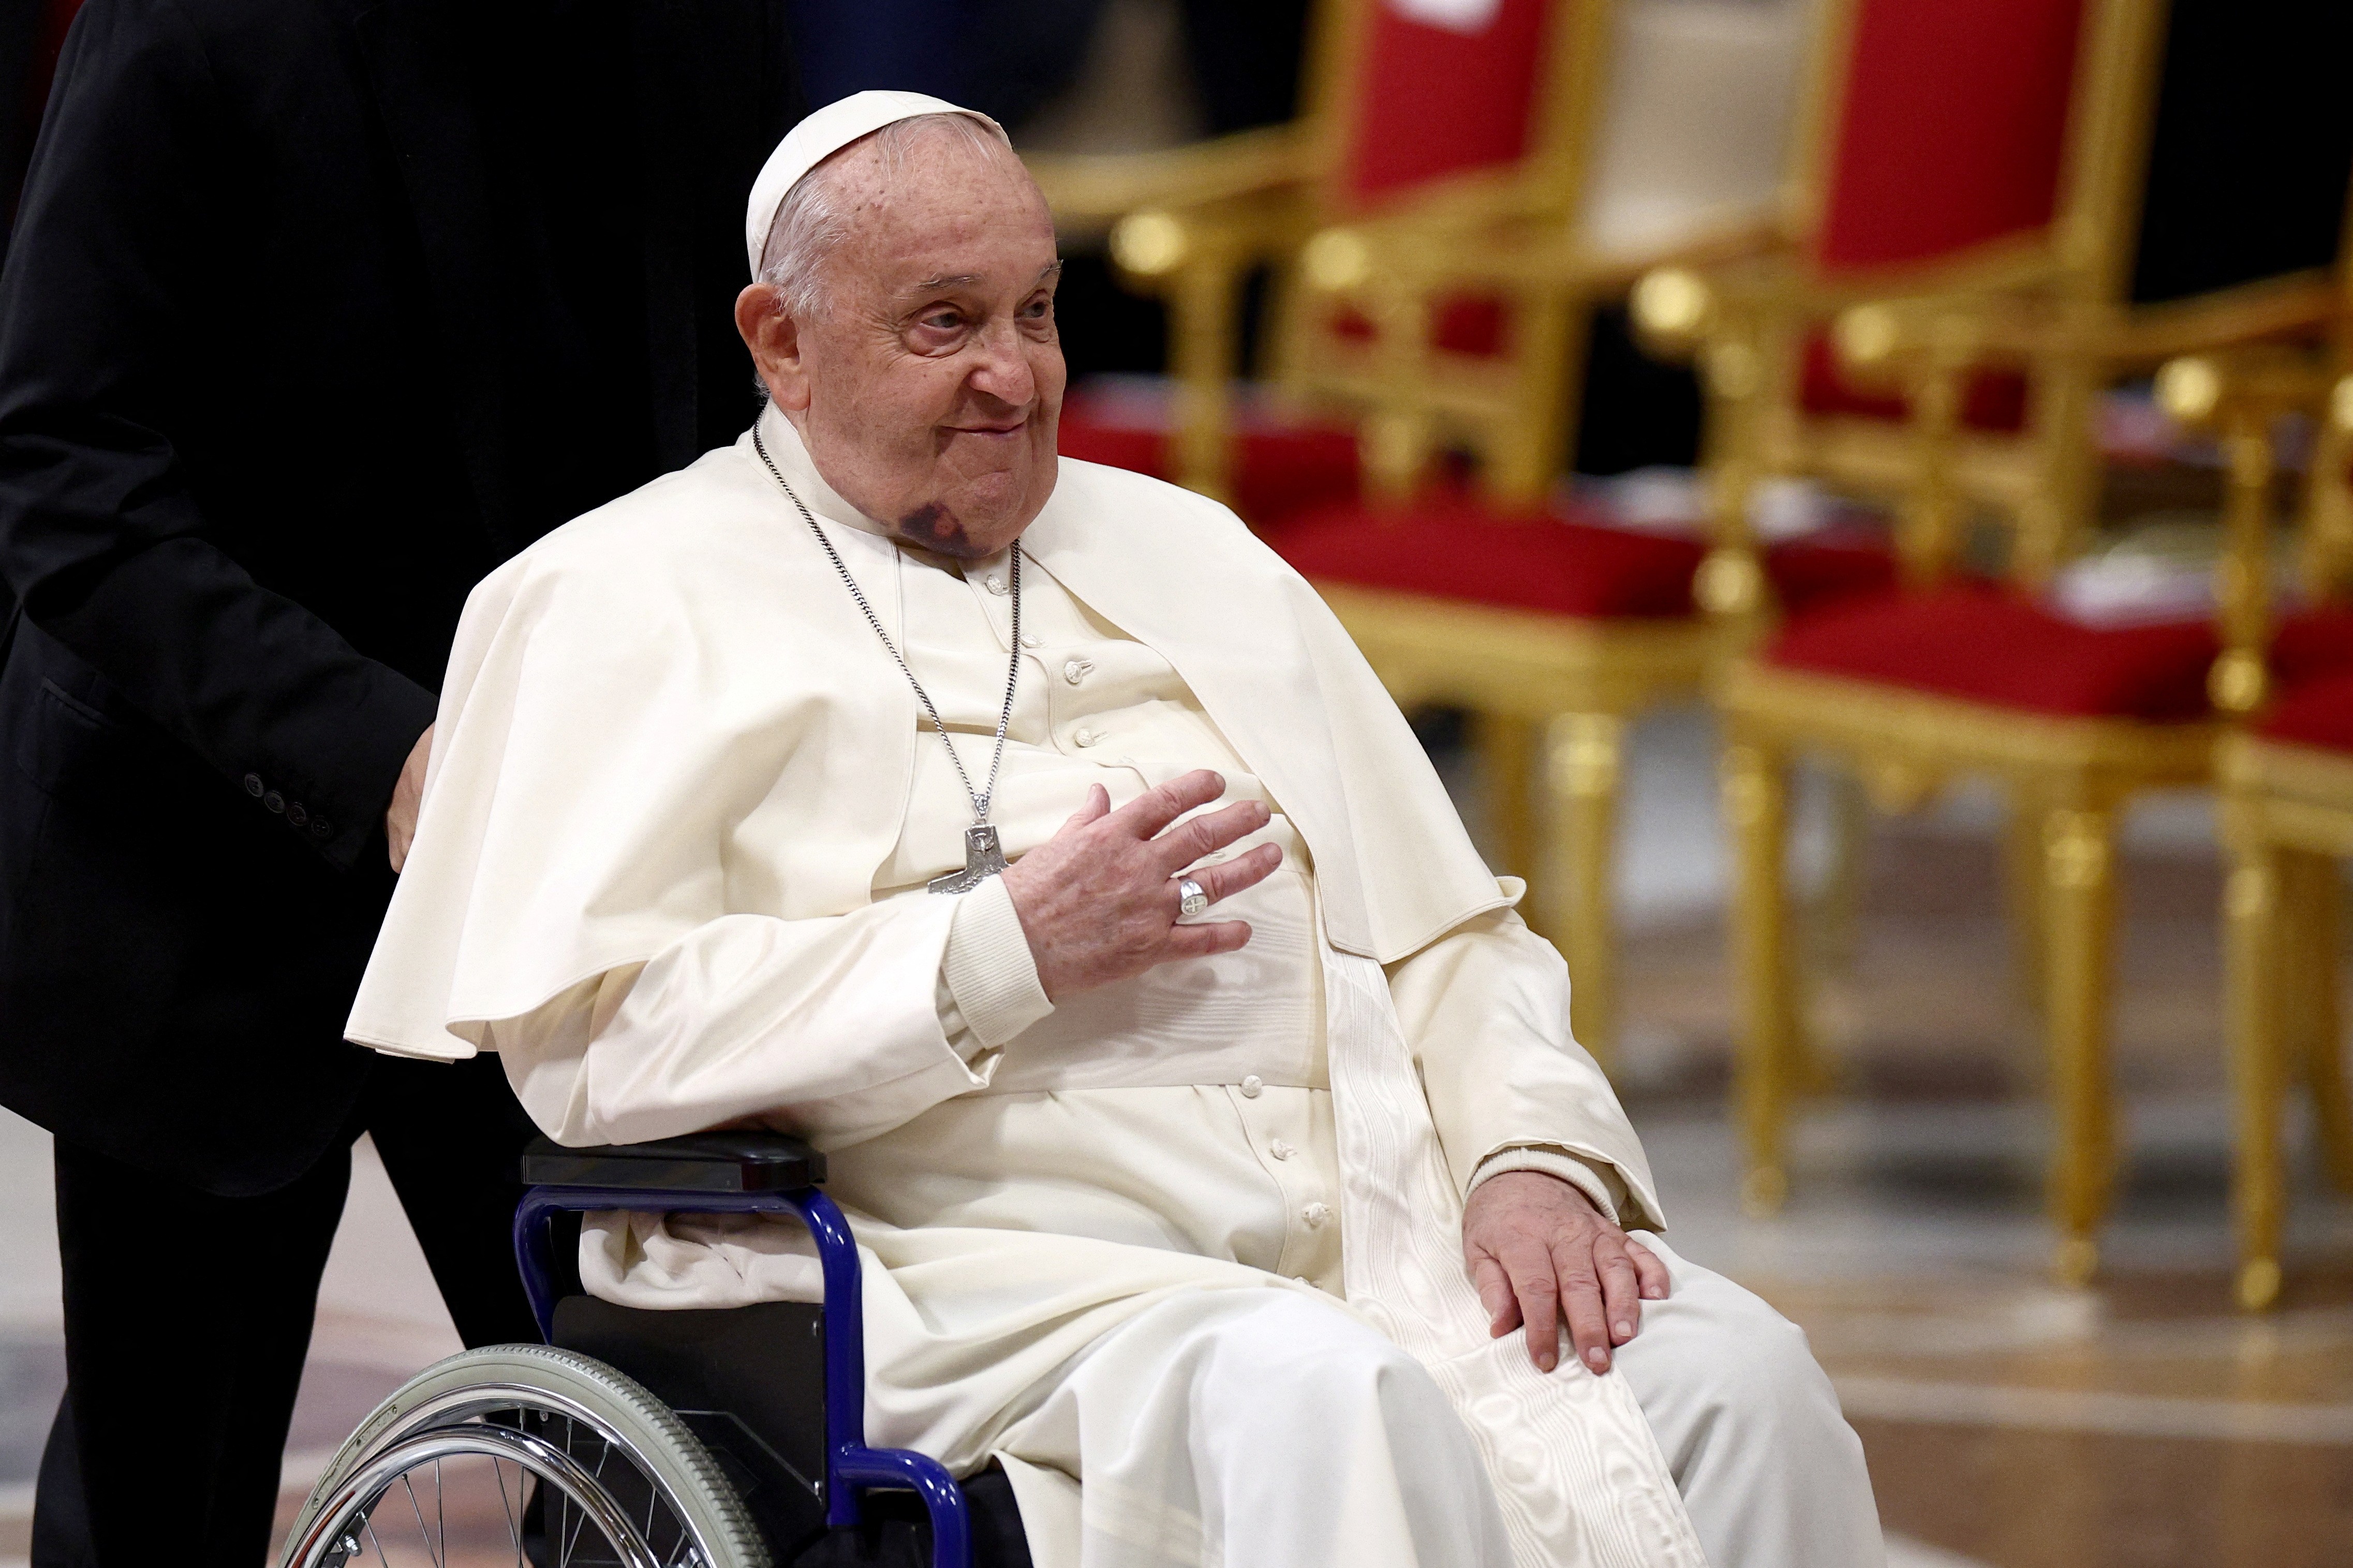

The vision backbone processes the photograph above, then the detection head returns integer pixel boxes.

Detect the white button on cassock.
[1239,1075,1263,1098]
[985,574,1009,595]
[1074,729,1101,747]
[1063,658,1093,684]
[1269,1139,1296,1160]
[1300,1203,1332,1228]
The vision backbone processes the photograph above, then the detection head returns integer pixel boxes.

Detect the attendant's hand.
[1001,769,1282,1000]
[1463,1170,1670,1375]
[386,723,433,872]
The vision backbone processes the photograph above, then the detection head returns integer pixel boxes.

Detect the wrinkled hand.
[386,723,434,872]
[1001,769,1283,1000]
[1463,1170,1670,1374]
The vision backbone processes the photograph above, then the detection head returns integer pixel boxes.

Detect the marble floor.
[1,704,2348,1566]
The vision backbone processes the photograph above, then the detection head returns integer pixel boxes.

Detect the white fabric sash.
[1323,950,1706,1567]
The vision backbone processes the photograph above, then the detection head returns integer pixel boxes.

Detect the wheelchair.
[278,1132,1031,1568]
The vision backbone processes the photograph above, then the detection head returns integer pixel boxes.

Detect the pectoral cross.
[928,824,1008,894]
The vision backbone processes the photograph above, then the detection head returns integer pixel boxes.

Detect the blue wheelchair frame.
[511,1137,973,1568]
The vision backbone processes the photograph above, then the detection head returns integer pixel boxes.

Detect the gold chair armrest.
[2154,344,2334,429]
[1832,270,2339,379]
[2105,271,2337,365]
[1332,208,1786,298]
[1022,124,1312,230]
[1627,254,1788,360]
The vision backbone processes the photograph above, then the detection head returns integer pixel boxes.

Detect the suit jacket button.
[243,773,264,797]
[286,802,308,827]
[309,818,332,838]
[263,790,285,814]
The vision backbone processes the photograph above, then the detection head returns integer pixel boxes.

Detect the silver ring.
[1177,877,1208,918]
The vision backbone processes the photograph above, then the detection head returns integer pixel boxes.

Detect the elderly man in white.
[350,92,1882,1568]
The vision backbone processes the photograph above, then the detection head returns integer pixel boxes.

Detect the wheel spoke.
[557,1415,591,1568]
[400,1472,437,1567]
[495,1456,523,1563]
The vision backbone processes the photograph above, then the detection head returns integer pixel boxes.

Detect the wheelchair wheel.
[279,1342,771,1568]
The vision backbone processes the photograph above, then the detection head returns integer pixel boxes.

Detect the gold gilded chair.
[1027,0,1619,512]
[2157,342,2353,1310]
[1655,0,2349,1282]
[1633,0,2341,624]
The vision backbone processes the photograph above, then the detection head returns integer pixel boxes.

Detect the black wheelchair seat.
[516,1133,1033,1568]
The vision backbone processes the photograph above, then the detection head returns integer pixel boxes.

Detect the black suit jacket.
[0,0,797,1193]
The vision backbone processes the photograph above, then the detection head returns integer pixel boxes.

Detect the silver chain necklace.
[753,423,1021,893]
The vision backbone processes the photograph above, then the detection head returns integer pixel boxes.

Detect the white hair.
[756,112,1010,321]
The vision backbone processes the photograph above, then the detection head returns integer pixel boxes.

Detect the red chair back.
[1812,0,2087,273]
[1331,0,1572,211]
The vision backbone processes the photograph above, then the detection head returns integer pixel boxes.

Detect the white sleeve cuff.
[1469,1144,1632,1227]
[940,874,1054,1054]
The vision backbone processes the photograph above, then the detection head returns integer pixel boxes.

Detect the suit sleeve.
[0,0,436,870]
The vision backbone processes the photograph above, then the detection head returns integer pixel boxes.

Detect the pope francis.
[349,92,1883,1568]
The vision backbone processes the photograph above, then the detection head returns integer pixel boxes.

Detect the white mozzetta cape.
[348,428,1704,1568]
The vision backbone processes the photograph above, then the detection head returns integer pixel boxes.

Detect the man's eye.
[920,311,963,332]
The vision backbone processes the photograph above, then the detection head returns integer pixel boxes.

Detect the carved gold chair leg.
[1724,734,1797,1216]
[1804,766,1869,983]
[1167,256,1242,503]
[2288,852,2353,1197]
[2003,784,2052,1022]
[2041,801,2119,1288]
[1474,710,1541,899]
[1784,767,1865,1101]
[1545,712,1625,1074]
[2225,838,2289,1312]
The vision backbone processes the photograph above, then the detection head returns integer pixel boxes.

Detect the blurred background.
[7,1,2353,1563]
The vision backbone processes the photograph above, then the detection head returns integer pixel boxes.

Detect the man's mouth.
[945,419,1027,438]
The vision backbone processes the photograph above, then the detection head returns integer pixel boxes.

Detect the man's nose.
[968,319,1037,407]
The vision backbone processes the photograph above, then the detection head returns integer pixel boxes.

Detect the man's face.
[741,131,1064,559]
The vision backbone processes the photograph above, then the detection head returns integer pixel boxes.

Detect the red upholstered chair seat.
[1057,393,1360,528]
[1274,498,1704,619]
[1270,498,1898,623]
[1764,533,1900,615]
[2272,605,2353,690]
[1765,583,2220,721]
[2251,609,2353,753]
[2258,667,2353,754]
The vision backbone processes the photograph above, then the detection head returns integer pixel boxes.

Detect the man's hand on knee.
[1462,1171,1670,1375]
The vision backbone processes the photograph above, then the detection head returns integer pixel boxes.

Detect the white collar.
[752,401,897,542]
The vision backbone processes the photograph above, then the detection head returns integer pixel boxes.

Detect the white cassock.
[348,406,1882,1568]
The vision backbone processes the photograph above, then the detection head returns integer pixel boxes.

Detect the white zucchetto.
[742,90,1011,280]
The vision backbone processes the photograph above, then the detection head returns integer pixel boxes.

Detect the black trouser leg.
[31,1399,92,1568]
[363,1052,542,1347]
[33,1135,351,1568]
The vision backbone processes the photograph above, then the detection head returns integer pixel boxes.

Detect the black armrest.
[520,1132,826,1194]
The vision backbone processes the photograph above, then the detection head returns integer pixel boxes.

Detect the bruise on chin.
[894,502,980,558]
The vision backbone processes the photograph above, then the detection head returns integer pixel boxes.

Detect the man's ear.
[735,283,812,412]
